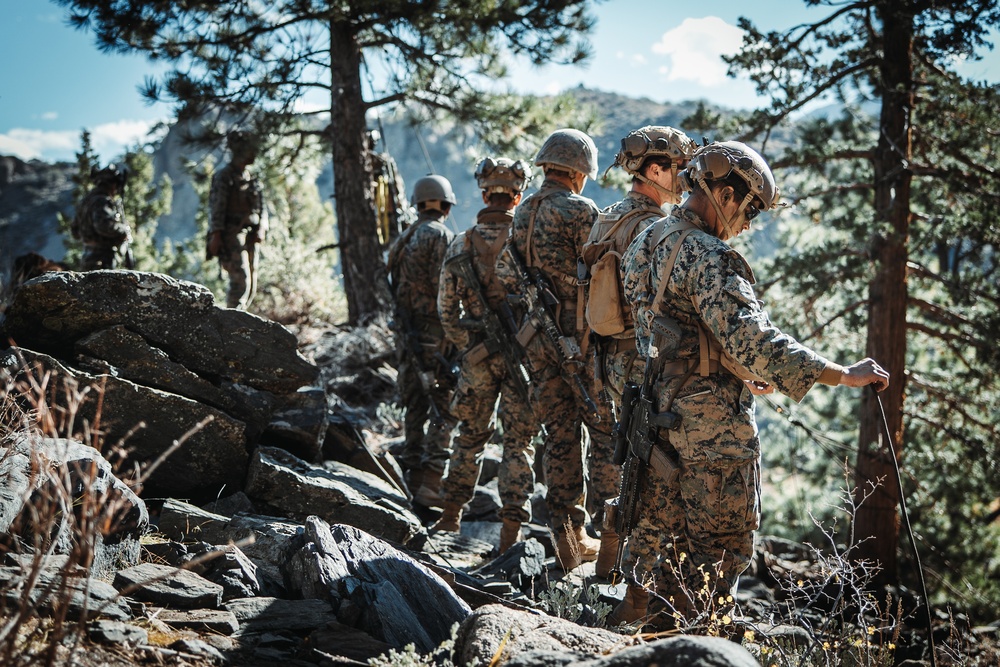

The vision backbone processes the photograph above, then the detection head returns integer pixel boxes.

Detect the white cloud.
[0,119,162,163]
[651,16,744,87]
[40,112,59,121]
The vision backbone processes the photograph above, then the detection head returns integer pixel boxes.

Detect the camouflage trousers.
[524,330,617,531]
[217,228,253,309]
[396,339,456,473]
[80,244,118,271]
[626,373,760,622]
[442,349,538,523]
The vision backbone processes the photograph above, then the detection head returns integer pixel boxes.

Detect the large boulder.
[285,518,470,653]
[2,270,318,394]
[2,348,249,502]
[0,434,148,580]
[245,446,424,548]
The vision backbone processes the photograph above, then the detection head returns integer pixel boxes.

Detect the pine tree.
[55,0,597,324]
[726,0,1000,592]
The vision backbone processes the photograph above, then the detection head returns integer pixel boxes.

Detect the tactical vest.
[463,209,512,312]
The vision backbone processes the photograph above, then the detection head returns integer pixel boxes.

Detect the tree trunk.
[852,2,914,586]
[329,21,391,324]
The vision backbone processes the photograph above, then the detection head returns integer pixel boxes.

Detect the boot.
[431,502,463,533]
[594,530,620,579]
[608,584,649,626]
[413,465,445,508]
[498,519,522,554]
[555,525,600,571]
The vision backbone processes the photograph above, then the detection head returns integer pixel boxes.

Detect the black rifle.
[444,251,532,405]
[608,315,689,587]
[501,241,600,419]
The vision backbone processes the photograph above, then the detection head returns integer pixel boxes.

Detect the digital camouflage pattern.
[388,210,456,471]
[438,209,539,521]
[495,178,604,530]
[73,188,130,271]
[591,191,665,401]
[209,160,268,308]
[620,205,835,620]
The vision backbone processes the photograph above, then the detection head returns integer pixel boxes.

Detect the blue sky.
[2,1,998,163]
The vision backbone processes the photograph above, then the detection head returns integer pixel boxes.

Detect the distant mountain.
[0,88,753,278]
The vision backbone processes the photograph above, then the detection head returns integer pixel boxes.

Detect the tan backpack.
[581,206,662,336]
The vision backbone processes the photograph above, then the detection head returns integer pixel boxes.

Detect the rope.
[872,388,937,667]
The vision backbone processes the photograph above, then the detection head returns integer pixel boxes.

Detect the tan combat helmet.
[474,157,532,195]
[411,174,457,212]
[534,128,599,180]
[607,125,697,203]
[679,141,779,238]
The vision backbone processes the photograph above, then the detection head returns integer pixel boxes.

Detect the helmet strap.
[698,178,740,239]
[634,161,682,205]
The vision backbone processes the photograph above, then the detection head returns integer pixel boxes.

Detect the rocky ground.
[1,271,998,667]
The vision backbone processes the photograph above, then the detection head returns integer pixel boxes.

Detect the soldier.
[495,128,602,569]
[72,164,132,271]
[387,175,458,508]
[206,130,268,309]
[582,126,698,579]
[433,157,537,552]
[615,141,889,628]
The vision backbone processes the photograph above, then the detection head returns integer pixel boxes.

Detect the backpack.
[581,205,662,336]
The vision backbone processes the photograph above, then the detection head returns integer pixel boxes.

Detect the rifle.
[607,315,690,587]
[501,241,599,419]
[444,251,532,405]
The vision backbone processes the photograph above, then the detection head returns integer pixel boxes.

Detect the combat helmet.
[610,126,697,176]
[226,129,258,160]
[679,141,779,238]
[90,164,128,191]
[411,174,457,210]
[534,129,599,180]
[475,157,531,195]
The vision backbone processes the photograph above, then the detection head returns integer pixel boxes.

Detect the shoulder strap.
[386,220,423,277]
[596,205,661,246]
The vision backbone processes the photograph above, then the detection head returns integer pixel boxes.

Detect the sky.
[2,1,999,164]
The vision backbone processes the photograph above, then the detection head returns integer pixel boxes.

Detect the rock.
[3,348,249,502]
[502,635,762,667]
[471,538,547,592]
[225,597,337,634]
[285,517,470,653]
[303,621,396,664]
[453,604,620,667]
[73,324,278,439]
[202,491,256,517]
[0,433,147,579]
[169,638,227,665]
[181,543,260,601]
[0,566,131,621]
[88,619,148,645]
[154,608,241,635]
[114,562,224,609]
[246,446,424,548]
[261,387,328,462]
[2,270,319,393]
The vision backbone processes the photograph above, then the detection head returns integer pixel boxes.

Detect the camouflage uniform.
[208,154,267,309]
[437,209,537,523]
[495,177,601,530]
[621,205,837,618]
[387,209,456,473]
[73,183,131,271]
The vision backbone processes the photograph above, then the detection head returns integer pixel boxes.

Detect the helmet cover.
[534,128,599,179]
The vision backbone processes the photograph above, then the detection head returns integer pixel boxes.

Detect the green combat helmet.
[475,157,531,195]
[534,128,599,179]
[411,174,457,211]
